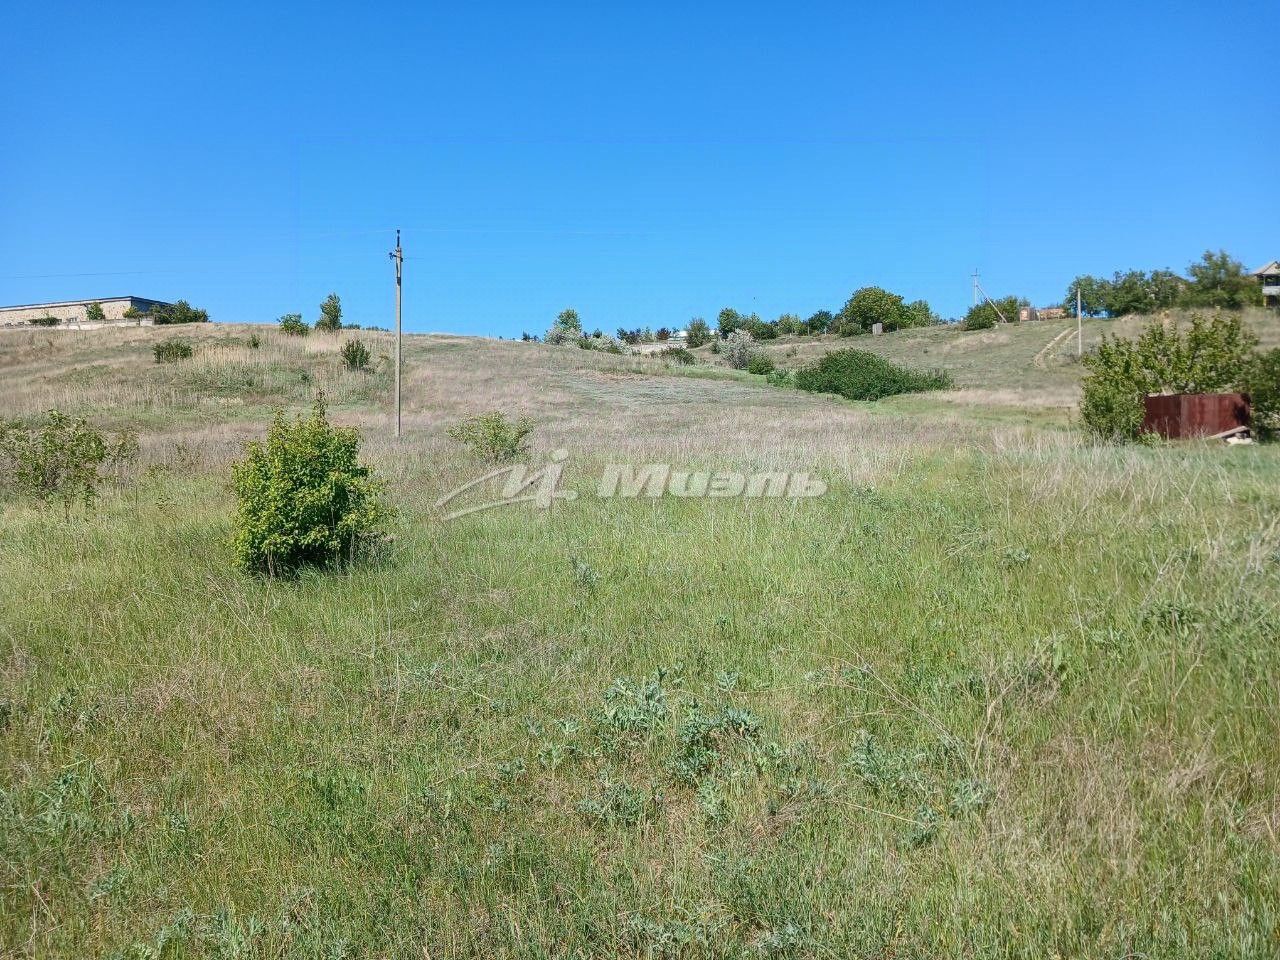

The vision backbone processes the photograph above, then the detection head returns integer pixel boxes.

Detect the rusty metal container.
[1142,393,1251,439]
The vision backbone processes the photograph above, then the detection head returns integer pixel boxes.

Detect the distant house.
[1253,261,1280,308]
[0,296,171,328]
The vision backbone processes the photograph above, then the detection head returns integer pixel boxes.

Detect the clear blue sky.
[2,1,1275,335]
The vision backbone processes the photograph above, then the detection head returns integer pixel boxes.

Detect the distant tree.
[836,286,911,335]
[278,313,309,336]
[316,293,343,332]
[775,313,801,336]
[743,313,777,340]
[656,327,671,341]
[616,327,642,345]
[902,299,940,328]
[546,308,582,345]
[963,295,1025,331]
[1148,269,1185,310]
[85,302,106,323]
[1182,250,1263,310]
[717,307,742,338]
[805,310,833,335]
[1106,270,1156,318]
[685,318,713,347]
[152,300,209,325]
[1064,275,1111,318]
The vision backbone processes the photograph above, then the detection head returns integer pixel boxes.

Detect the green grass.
[2,322,1280,957]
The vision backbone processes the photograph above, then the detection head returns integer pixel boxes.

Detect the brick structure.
[0,296,170,328]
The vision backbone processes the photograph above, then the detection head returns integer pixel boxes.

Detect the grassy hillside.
[2,321,1279,958]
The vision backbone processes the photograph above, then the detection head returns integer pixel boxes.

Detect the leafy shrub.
[151,300,209,325]
[230,397,389,575]
[153,339,194,363]
[747,353,775,375]
[545,308,582,345]
[765,367,794,388]
[315,293,343,332]
[0,411,137,512]
[447,411,534,463]
[794,349,952,400]
[248,332,262,349]
[1081,313,1258,440]
[340,339,371,371]
[658,346,696,365]
[85,302,106,323]
[685,318,713,348]
[1249,348,1280,440]
[963,296,1024,330]
[28,315,60,327]
[722,329,757,370]
[278,313,309,336]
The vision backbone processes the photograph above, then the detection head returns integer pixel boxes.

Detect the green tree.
[962,295,1024,330]
[1106,270,1155,317]
[902,299,939,328]
[805,310,833,335]
[1064,275,1111,317]
[278,313,309,336]
[836,287,912,335]
[545,308,582,345]
[1183,250,1263,310]
[716,307,742,338]
[685,318,713,347]
[85,302,106,323]
[316,293,343,332]
[151,300,209,325]
[1148,269,1185,309]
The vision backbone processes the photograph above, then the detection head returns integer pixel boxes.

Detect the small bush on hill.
[340,339,371,371]
[0,411,137,513]
[1081,312,1258,440]
[1249,349,1280,440]
[28,315,60,327]
[685,319,713,348]
[230,397,389,575]
[963,296,1025,331]
[747,353,775,375]
[316,293,343,332]
[546,308,582,345]
[151,300,209,325]
[153,339,194,363]
[794,349,952,401]
[658,346,696,365]
[279,314,309,336]
[85,302,106,323]
[722,329,757,370]
[447,411,535,463]
[248,332,262,349]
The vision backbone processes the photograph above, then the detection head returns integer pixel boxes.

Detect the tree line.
[1066,249,1263,318]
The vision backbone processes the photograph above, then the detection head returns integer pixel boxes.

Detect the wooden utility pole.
[390,229,403,438]
[1076,286,1083,357]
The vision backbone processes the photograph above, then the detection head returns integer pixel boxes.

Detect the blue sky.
[2,1,1275,335]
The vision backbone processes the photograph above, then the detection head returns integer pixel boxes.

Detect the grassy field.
[2,318,1280,958]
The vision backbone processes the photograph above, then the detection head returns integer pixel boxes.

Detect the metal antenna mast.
[390,229,403,438]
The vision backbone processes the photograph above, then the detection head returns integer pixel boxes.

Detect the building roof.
[0,295,169,311]
[1252,261,1280,277]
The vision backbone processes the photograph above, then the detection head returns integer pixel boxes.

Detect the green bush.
[85,302,106,323]
[722,330,757,370]
[316,293,343,333]
[153,339,194,363]
[0,411,137,512]
[962,296,1025,331]
[685,319,713,348]
[1247,348,1280,440]
[658,346,696,365]
[447,411,535,463]
[747,353,775,375]
[794,349,952,401]
[151,300,209,325]
[248,332,262,349]
[340,339,371,371]
[230,397,389,575]
[28,315,60,327]
[1081,313,1258,440]
[278,314,309,336]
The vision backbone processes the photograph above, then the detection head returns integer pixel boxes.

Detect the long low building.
[0,296,171,328]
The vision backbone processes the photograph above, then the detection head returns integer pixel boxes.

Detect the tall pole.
[972,269,979,307]
[1076,285,1083,357]
[391,229,403,438]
